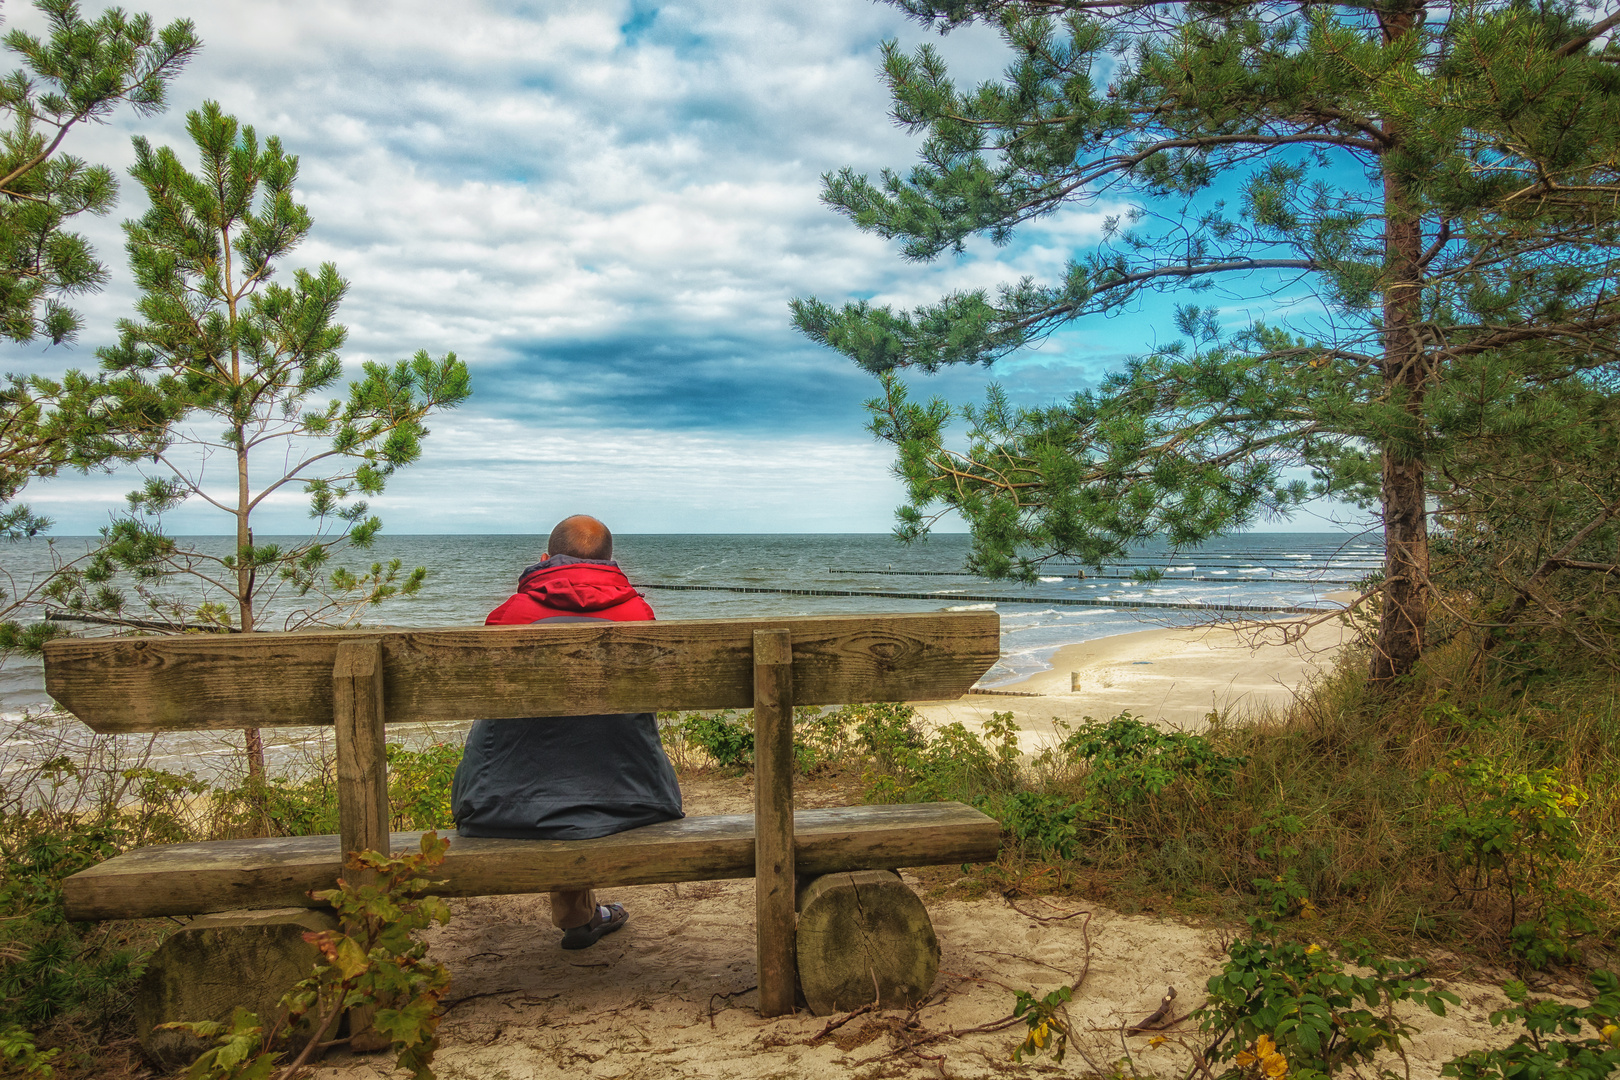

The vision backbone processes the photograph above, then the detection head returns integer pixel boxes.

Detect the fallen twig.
[1004,896,1093,924]
[811,1002,875,1041]
[708,984,758,1029]
[972,949,1076,978]
[442,987,526,1013]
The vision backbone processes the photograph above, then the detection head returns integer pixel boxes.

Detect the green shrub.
[666,710,754,771]
[1443,971,1620,1080]
[1430,755,1599,966]
[1054,713,1247,814]
[388,743,461,831]
[991,791,1082,860]
[865,711,1022,804]
[1195,926,1458,1080]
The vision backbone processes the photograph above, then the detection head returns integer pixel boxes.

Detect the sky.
[7,0,1358,536]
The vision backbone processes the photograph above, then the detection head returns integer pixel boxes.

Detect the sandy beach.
[914,604,1357,752]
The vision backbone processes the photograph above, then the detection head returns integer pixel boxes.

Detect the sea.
[0,531,1378,783]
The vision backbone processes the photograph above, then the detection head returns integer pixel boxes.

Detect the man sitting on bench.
[450,514,684,949]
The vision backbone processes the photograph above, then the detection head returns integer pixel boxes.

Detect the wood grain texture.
[43,611,999,734]
[753,629,796,1018]
[795,870,940,1016]
[62,803,1002,921]
[333,640,388,865]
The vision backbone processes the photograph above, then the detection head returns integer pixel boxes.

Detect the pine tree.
[792,0,1620,684]
[0,0,198,542]
[51,101,471,780]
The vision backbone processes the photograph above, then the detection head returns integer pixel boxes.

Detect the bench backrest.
[43,611,1000,734]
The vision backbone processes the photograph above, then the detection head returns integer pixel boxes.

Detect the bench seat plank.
[64,802,1000,921]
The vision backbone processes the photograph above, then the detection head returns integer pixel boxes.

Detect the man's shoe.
[560,903,628,950]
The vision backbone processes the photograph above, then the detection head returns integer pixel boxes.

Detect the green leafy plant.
[387,744,461,831]
[1196,926,1458,1080]
[164,832,452,1080]
[866,711,1022,804]
[992,790,1082,860]
[791,705,856,775]
[1443,971,1620,1080]
[1249,810,1315,920]
[667,710,754,771]
[0,1023,58,1077]
[1431,756,1598,966]
[851,701,925,771]
[1058,713,1246,815]
[1012,984,1073,1063]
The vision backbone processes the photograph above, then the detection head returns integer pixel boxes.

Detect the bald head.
[547,514,613,561]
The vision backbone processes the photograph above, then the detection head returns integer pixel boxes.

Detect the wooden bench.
[43,610,1002,1020]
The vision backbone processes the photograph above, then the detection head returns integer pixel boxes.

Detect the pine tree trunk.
[236,438,267,790]
[1372,0,1431,687]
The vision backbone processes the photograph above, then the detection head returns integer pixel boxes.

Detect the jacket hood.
[516,555,641,613]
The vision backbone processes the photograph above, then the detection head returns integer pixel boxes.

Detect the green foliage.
[790,0,1620,682]
[866,710,1022,804]
[1431,756,1599,967]
[664,710,755,771]
[0,0,197,626]
[164,833,453,1080]
[209,773,339,841]
[1246,810,1317,920]
[850,700,926,770]
[1056,713,1246,813]
[995,790,1081,860]
[0,1023,58,1078]
[48,99,472,642]
[0,734,189,1037]
[387,744,461,831]
[1443,971,1620,1080]
[1012,984,1072,1064]
[1196,927,1458,1080]
[0,0,199,345]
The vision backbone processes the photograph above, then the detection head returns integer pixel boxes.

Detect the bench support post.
[753,628,795,1017]
[334,639,389,865]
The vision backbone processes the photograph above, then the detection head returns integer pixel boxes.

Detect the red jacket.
[485,556,655,625]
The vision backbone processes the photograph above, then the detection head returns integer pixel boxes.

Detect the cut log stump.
[135,907,337,1071]
[795,869,940,1016]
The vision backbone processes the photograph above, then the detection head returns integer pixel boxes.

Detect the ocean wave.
[1038,576,1064,583]
[947,603,997,611]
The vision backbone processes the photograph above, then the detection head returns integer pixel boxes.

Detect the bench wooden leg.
[753,628,796,1017]
[796,870,940,1016]
[333,638,389,866]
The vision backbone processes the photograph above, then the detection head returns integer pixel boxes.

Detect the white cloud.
[1,0,1296,537]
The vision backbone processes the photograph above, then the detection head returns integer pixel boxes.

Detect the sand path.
[307,769,1520,1080]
